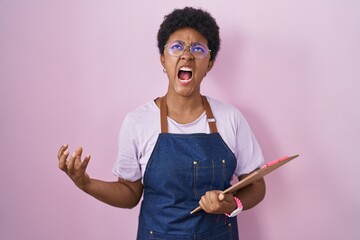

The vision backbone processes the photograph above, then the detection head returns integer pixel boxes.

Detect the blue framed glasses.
[164,41,211,59]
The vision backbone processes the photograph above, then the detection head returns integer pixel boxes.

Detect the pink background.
[1,1,359,239]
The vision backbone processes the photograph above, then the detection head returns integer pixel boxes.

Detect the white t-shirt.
[112,96,264,182]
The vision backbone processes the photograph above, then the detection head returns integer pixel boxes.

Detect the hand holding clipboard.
[190,154,299,214]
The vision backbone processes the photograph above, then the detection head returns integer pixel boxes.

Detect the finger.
[58,150,69,171]
[57,143,68,160]
[201,192,219,213]
[80,154,91,170]
[74,147,85,167]
[218,192,225,201]
[207,191,221,204]
[67,152,76,173]
[74,146,83,159]
[199,195,208,211]
[205,191,214,204]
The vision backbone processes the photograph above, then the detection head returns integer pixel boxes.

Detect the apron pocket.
[193,159,228,198]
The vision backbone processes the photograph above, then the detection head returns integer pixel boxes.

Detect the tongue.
[179,71,192,80]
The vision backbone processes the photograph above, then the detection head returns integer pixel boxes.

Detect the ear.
[160,54,165,68]
[207,60,214,72]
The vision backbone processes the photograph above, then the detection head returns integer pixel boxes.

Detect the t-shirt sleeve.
[112,113,142,182]
[233,110,264,176]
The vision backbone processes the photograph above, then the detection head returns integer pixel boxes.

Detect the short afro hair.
[157,7,220,61]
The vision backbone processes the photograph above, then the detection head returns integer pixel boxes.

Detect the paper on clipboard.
[190,154,299,214]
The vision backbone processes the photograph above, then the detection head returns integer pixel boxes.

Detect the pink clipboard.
[190,154,299,214]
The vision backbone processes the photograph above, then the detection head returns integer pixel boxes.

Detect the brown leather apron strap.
[159,95,218,133]
[160,96,168,133]
[201,96,218,133]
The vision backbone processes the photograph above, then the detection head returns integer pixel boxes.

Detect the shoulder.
[117,99,161,150]
[123,100,159,125]
[119,100,160,139]
[206,96,245,123]
[207,96,234,108]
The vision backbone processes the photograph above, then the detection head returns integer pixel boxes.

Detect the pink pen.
[261,156,289,169]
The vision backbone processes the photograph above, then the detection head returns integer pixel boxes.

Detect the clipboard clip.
[261,156,289,169]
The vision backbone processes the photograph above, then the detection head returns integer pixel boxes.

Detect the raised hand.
[57,144,91,190]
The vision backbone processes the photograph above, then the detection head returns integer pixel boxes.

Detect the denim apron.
[137,96,239,240]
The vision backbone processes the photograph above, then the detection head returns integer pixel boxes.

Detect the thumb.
[218,192,225,201]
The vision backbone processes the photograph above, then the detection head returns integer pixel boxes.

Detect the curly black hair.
[157,7,220,61]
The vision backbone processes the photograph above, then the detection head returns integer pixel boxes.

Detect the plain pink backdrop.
[1,0,359,239]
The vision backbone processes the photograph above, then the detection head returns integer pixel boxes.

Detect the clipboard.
[190,154,299,214]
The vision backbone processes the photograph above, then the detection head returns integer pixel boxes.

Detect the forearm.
[234,177,266,210]
[81,178,143,208]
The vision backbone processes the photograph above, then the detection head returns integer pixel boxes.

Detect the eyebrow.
[170,40,207,46]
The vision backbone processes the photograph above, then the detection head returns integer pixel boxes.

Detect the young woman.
[57,7,265,239]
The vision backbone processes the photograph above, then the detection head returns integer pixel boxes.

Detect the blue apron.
[137,96,239,240]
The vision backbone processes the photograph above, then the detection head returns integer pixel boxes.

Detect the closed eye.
[191,44,206,53]
[169,42,184,51]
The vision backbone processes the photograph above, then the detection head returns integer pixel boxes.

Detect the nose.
[181,46,194,61]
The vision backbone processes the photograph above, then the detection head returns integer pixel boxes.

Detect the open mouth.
[178,66,193,84]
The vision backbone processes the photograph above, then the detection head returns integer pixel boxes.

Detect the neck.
[165,92,204,124]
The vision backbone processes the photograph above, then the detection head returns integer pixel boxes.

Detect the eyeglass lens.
[167,41,210,59]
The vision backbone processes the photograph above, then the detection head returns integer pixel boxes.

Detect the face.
[160,27,214,98]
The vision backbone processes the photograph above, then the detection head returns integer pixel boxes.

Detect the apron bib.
[137,96,239,240]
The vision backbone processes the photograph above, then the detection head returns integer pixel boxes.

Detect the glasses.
[164,41,211,59]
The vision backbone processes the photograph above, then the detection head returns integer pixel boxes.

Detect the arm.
[199,174,266,214]
[57,144,143,208]
[233,174,266,210]
[81,178,143,208]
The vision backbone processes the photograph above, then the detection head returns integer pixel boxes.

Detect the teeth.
[180,66,192,72]
[179,79,191,82]
[178,66,193,84]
